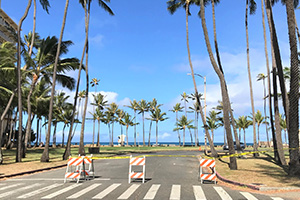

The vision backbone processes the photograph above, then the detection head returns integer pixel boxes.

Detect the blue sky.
[1,0,293,144]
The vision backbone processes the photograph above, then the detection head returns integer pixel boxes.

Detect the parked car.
[223,142,245,150]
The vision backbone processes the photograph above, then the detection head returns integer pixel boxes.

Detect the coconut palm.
[103,111,114,145]
[90,78,100,145]
[236,116,252,147]
[250,110,268,146]
[170,103,184,146]
[57,105,76,148]
[120,113,138,146]
[147,108,168,146]
[206,110,221,142]
[174,115,195,146]
[125,100,139,146]
[257,73,270,147]
[198,0,235,167]
[88,107,104,146]
[137,99,149,146]
[189,102,200,146]
[180,92,190,117]
[116,109,125,145]
[106,102,118,146]
[147,98,162,146]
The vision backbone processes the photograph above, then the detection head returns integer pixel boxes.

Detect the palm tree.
[57,105,76,147]
[257,73,270,147]
[198,0,235,167]
[279,114,287,145]
[250,110,268,146]
[170,103,184,146]
[103,111,113,145]
[116,109,125,145]
[120,113,138,146]
[180,92,190,117]
[206,110,221,142]
[236,116,252,147]
[88,107,104,146]
[90,78,100,146]
[126,100,139,147]
[106,102,118,146]
[285,0,300,175]
[137,99,149,146]
[147,98,162,146]
[189,102,200,146]
[174,115,195,146]
[147,108,168,146]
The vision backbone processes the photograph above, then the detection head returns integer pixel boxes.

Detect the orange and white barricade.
[199,158,217,184]
[128,155,146,183]
[83,154,94,179]
[64,156,85,183]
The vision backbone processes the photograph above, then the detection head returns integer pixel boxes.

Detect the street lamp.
[187,73,207,148]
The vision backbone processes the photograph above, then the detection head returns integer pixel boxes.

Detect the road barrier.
[82,155,95,179]
[64,156,85,183]
[199,158,216,184]
[128,155,146,183]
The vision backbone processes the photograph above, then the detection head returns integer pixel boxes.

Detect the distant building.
[0,9,17,44]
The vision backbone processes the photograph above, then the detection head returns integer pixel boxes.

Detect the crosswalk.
[0,182,285,200]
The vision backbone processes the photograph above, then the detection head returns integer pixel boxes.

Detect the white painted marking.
[0,183,23,191]
[118,184,140,199]
[94,178,111,181]
[169,185,181,200]
[143,184,161,200]
[92,183,121,199]
[41,184,81,199]
[0,183,40,198]
[193,185,206,200]
[240,192,258,200]
[271,198,284,200]
[7,178,65,181]
[17,183,63,198]
[67,184,101,199]
[214,187,233,200]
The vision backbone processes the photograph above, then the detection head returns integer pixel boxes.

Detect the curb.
[0,164,67,179]
[216,172,260,190]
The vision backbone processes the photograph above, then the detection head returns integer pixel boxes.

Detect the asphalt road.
[0,151,291,200]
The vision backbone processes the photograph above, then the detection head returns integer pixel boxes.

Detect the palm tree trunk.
[134,110,136,147]
[142,112,145,146]
[52,122,57,148]
[148,120,152,146]
[183,128,185,147]
[35,118,39,147]
[211,129,214,143]
[78,0,90,156]
[97,120,100,146]
[16,0,32,162]
[62,124,66,147]
[246,0,258,157]
[243,128,247,147]
[92,119,95,146]
[176,112,181,146]
[43,0,70,161]
[126,126,129,146]
[285,0,300,175]
[156,121,158,146]
[257,125,260,146]
[200,0,234,164]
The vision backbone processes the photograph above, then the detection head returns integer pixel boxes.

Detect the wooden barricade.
[199,158,216,184]
[128,155,146,183]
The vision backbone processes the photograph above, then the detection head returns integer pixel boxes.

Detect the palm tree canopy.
[205,110,221,130]
[137,99,149,114]
[180,92,190,103]
[236,116,252,130]
[90,78,100,87]
[250,110,268,126]
[91,93,108,110]
[148,108,168,122]
[126,99,139,111]
[173,115,195,131]
[79,0,114,16]
[170,103,184,113]
[120,113,139,127]
[149,98,163,111]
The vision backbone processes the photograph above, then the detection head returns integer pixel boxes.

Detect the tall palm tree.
[250,110,268,146]
[257,73,270,147]
[180,92,190,117]
[148,108,168,146]
[285,0,300,175]
[236,116,252,147]
[206,110,221,142]
[189,102,200,146]
[137,99,149,146]
[174,115,195,146]
[170,103,184,146]
[57,105,76,148]
[198,0,235,167]
[120,113,138,146]
[88,107,104,146]
[147,98,162,146]
[90,78,100,146]
[103,111,113,145]
[106,102,118,146]
[125,100,139,146]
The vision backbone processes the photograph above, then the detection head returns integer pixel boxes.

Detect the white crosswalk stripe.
[170,185,181,200]
[214,186,233,200]
[240,192,259,200]
[0,183,23,191]
[67,184,101,199]
[143,184,161,200]
[17,183,63,199]
[92,183,121,199]
[193,185,206,200]
[41,184,82,199]
[0,183,40,198]
[118,184,140,199]
[271,198,284,200]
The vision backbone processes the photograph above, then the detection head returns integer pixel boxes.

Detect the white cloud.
[159,132,171,139]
